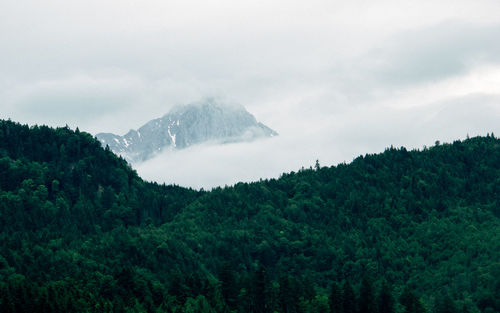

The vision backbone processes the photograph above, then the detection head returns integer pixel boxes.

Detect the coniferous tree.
[400,287,425,313]
[342,281,357,313]
[377,281,394,313]
[329,282,343,313]
[279,275,298,313]
[359,276,376,313]
[315,160,321,171]
[252,266,271,313]
[460,304,470,313]
[434,292,456,313]
[219,262,238,310]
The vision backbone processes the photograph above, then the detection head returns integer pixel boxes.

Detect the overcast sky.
[1,0,500,188]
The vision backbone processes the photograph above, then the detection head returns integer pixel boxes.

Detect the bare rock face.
[96,99,277,162]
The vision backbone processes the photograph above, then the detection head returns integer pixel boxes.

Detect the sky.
[1,0,500,189]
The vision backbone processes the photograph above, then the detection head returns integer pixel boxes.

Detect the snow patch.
[168,128,177,147]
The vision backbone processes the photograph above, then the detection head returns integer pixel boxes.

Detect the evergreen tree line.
[1,119,499,312]
[0,264,453,313]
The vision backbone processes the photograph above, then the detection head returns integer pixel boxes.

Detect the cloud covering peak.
[1,0,499,188]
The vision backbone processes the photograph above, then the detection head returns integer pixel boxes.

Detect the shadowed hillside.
[0,119,499,313]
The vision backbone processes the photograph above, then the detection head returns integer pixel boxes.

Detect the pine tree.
[359,276,376,313]
[279,275,298,313]
[252,266,271,313]
[377,281,394,313]
[400,287,425,313]
[434,292,456,313]
[342,281,356,313]
[328,282,343,313]
[219,262,238,310]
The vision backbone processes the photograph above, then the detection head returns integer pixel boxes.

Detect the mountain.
[1,119,500,313]
[96,99,278,162]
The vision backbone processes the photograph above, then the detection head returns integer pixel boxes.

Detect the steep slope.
[1,119,499,312]
[0,120,199,228]
[96,99,277,162]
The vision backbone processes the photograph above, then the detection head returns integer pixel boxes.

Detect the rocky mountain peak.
[96,99,277,163]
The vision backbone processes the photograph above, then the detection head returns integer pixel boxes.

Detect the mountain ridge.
[96,99,277,162]
[1,119,499,312]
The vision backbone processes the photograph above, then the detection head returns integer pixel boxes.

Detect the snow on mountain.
[96,99,278,162]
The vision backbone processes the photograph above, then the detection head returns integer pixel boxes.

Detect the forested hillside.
[0,119,499,313]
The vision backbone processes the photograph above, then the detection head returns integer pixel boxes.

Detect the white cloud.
[1,0,500,188]
[136,92,500,189]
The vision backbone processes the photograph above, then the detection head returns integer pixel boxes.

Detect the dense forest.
[0,119,499,313]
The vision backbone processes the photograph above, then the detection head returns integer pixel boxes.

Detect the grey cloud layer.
[373,22,500,85]
[137,93,500,189]
[1,0,499,188]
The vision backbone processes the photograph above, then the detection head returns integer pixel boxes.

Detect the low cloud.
[136,92,500,189]
[1,0,499,188]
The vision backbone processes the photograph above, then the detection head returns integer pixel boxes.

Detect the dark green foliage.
[342,281,357,313]
[219,262,238,310]
[279,274,299,313]
[434,292,457,313]
[400,287,426,313]
[329,281,342,313]
[1,119,500,312]
[377,281,395,313]
[359,276,376,313]
[252,266,271,313]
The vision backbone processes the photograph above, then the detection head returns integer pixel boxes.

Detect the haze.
[1,0,500,188]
